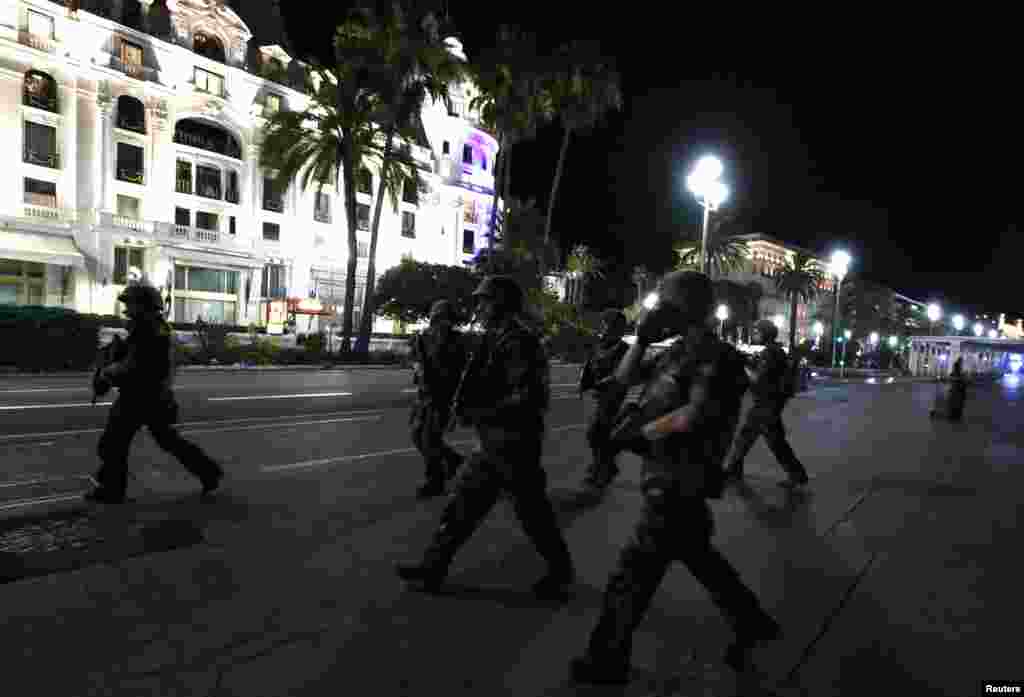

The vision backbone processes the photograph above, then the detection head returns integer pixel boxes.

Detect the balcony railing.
[194,226,219,244]
[23,148,60,169]
[176,179,193,195]
[263,198,284,213]
[23,204,76,223]
[116,169,145,185]
[19,30,55,54]
[103,212,154,234]
[226,189,240,204]
[110,57,155,82]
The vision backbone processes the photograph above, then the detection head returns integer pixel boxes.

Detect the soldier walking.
[579,308,631,491]
[396,276,575,601]
[409,299,467,498]
[85,284,223,504]
[570,271,780,685]
[724,319,810,488]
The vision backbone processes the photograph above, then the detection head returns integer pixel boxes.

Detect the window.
[263,177,284,211]
[0,260,45,306]
[175,207,190,227]
[356,203,370,231]
[116,143,144,184]
[113,246,145,285]
[462,230,475,254]
[401,212,416,239]
[194,67,224,96]
[442,140,450,155]
[229,216,236,235]
[480,154,487,171]
[462,144,473,164]
[357,168,372,195]
[175,266,238,294]
[28,10,53,39]
[357,240,369,258]
[193,32,226,62]
[225,171,239,203]
[24,70,57,112]
[263,222,280,241]
[23,121,58,168]
[174,119,241,159]
[402,179,418,204]
[196,165,221,199]
[116,195,140,219]
[116,95,146,133]
[174,298,236,324]
[265,93,281,116]
[23,178,56,207]
[176,160,192,194]
[463,199,479,224]
[314,192,331,223]
[261,264,287,298]
[120,39,143,66]
[195,211,218,231]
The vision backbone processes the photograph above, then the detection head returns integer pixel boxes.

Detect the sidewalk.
[1,381,1019,695]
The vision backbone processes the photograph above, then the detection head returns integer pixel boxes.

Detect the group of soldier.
[82,269,810,686]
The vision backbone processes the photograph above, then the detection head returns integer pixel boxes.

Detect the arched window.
[173,118,241,159]
[193,32,226,63]
[116,95,145,133]
[24,70,58,112]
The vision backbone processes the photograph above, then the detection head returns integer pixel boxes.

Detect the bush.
[304,333,325,356]
[0,305,100,372]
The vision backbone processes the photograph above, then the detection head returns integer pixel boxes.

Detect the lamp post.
[686,156,729,275]
[829,250,851,368]
[716,303,729,339]
[813,320,824,350]
[927,303,942,336]
[840,328,852,378]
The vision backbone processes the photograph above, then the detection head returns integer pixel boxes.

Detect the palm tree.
[469,26,554,250]
[351,2,466,354]
[565,243,603,310]
[543,42,622,251]
[774,251,824,351]
[674,235,750,279]
[259,58,380,354]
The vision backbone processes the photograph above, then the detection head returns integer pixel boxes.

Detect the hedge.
[0,305,101,371]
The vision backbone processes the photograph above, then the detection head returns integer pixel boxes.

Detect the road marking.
[0,387,85,394]
[0,492,85,511]
[0,401,115,411]
[208,392,354,402]
[261,423,586,474]
[0,474,90,489]
[184,414,380,436]
[401,388,417,393]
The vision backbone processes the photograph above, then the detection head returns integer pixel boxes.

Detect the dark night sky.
[235,1,1021,319]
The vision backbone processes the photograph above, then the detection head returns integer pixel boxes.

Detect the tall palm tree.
[543,41,622,251]
[259,59,379,354]
[674,235,750,279]
[774,251,824,351]
[351,2,466,354]
[565,243,603,310]
[469,26,554,250]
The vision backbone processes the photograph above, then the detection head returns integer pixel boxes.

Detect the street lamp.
[973,322,984,337]
[642,292,659,310]
[952,314,965,334]
[840,329,852,379]
[869,331,879,346]
[715,304,729,339]
[686,156,729,275]
[988,329,998,340]
[888,335,898,349]
[829,250,851,368]
[927,303,942,336]
[813,320,824,349]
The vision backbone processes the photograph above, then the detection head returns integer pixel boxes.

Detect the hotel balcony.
[18,30,57,54]
[109,56,158,83]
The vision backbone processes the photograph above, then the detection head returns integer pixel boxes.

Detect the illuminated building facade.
[0,0,497,333]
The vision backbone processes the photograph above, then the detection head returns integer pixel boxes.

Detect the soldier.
[84,284,223,504]
[570,271,780,685]
[723,318,810,488]
[579,308,631,490]
[409,299,467,498]
[395,275,575,601]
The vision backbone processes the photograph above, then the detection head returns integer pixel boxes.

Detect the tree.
[259,55,379,355]
[469,26,554,249]
[372,256,479,326]
[543,41,622,253]
[352,2,466,354]
[773,251,824,351]
[564,243,604,310]
[470,196,553,298]
[673,212,750,279]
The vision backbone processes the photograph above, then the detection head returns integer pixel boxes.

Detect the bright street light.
[844,329,852,340]
[773,314,785,331]
[869,332,879,347]
[988,329,998,339]
[888,335,898,348]
[813,321,824,337]
[687,155,728,274]
[829,249,852,369]
[642,292,659,310]
[927,303,942,323]
[973,322,984,337]
[715,304,729,339]
[952,314,965,333]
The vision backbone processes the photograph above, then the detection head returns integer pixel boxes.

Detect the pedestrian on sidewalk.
[578,308,631,492]
[396,275,574,601]
[723,319,810,489]
[409,300,467,499]
[948,358,968,421]
[85,283,223,504]
[571,271,779,686]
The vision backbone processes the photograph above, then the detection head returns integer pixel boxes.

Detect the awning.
[162,245,265,269]
[0,230,86,269]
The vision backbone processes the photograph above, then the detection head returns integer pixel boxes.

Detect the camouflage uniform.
[409,317,467,494]
[89,287,222,502]
[397,276,573,599]
[581,332,631,487]
[572,272,778,684]
[725,338,808,485]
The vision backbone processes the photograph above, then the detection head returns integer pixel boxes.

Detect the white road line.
[0,492,84,511]
[0,475,90,489]
[208,392,354,402]
[0,387,85,394]
[0,401,115,410]
[261,423,586,474]
[183,414,380,436]
[401,388,417,393]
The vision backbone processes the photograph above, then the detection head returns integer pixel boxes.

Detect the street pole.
[719,317,725,339]
[699,200,711,275]
[840,339,848,379]
[831,277,843,368]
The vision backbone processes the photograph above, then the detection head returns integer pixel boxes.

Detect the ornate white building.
[0,0,498,333]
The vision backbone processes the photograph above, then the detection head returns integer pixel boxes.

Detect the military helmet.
[472,275,523,313]
[600,308,627,330]
[117,283,164,313]
[655,271,714,318]
[753,318,779,342]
